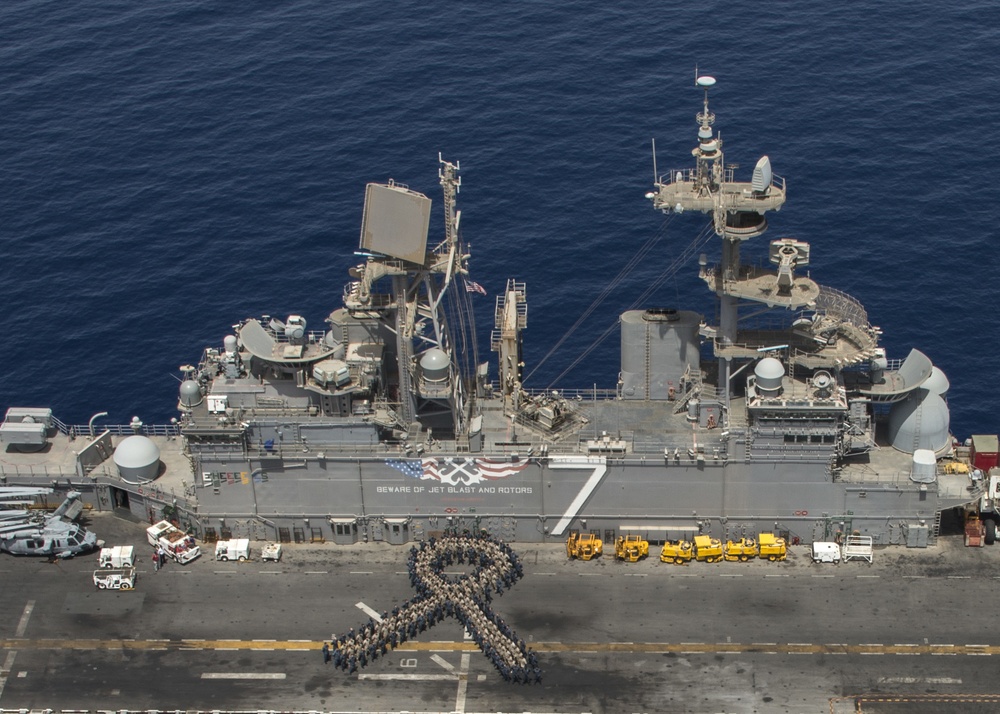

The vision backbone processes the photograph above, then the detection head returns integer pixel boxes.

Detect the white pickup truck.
[93,567,136,590]
[147,520,201,564]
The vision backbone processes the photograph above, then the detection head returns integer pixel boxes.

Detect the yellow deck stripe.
[1,639,998,655]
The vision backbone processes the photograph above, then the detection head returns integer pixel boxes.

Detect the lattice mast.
[348,158,472,438]
[649,74,788,347]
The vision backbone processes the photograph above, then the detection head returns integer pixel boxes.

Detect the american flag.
[385,457,528,485]
[464,280,487,295]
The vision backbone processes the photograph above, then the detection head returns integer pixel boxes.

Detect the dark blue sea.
[1,1,997,439]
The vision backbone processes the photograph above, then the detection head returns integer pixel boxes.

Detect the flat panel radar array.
[359,182,432,265]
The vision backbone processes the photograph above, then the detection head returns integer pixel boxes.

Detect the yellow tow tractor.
[693,534,724,563]
[659,539,693,564]
[758,533,788,561]
[614,534,649,562]
[566,532,603,560]
[723,537,758,562]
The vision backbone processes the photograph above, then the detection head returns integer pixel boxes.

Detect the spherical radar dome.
[114,435,161,469]
[420,348,450,381]
[754,357,785,394]
[113,435,162,484]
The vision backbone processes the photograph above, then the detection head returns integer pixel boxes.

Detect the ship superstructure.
[0,79,987,550]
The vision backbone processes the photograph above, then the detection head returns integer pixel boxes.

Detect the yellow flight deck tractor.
[758,533,788,561]
[659,539,693,564]
[693,535,724,563]
[614,534,649,562]
[723,537,758,562]
[566,532,603,560]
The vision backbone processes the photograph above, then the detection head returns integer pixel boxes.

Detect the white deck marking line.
[359,673,457,681]
[549,455,608,536]
[454,652,471,714]
[15,601,34,638]
[431,654,455,672]
[201,673,286,679]
[355,602,383,622]
[878,676,962,684]
[304,571,328,575]
[0,651,16,700]
[349,571,373,575]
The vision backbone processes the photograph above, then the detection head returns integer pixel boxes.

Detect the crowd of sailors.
[326,532,540,684]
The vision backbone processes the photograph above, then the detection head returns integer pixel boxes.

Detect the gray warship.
[1,77,993,549]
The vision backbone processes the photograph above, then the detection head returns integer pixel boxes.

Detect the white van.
[811,541,841,564]
[215,538,250,562]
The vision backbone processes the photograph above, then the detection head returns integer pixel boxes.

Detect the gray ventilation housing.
[909,449,937,483]
[619,308,701,400]
[922,366,950,396]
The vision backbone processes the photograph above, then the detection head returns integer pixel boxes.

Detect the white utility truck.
[99,545,135,569]
[261,543,282,562]
[214,538,250,561]
[93,567,136,590]
[146,520,201,564]
[811,542,841,564]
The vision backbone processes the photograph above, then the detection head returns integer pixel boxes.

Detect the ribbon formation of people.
[327,532,541,684]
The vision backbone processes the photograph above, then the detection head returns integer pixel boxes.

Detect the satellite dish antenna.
[696,76,716,88]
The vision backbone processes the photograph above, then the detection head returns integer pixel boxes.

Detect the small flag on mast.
[464,280,487,295]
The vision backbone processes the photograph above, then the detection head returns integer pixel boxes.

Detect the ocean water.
[0,1,997,439]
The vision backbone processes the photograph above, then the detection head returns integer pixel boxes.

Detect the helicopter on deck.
[0,488,101,558]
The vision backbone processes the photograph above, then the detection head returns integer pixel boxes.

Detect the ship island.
[3,76,998,554]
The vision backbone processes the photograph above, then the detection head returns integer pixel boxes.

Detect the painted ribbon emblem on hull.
[330,533,540,684]
[385,457,528,486]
